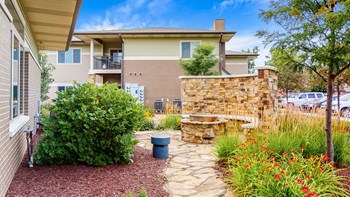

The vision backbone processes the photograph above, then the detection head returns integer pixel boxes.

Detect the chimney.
[213,19,225,31]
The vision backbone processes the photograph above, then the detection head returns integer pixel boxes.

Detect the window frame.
[180,40,201,59]
[10,31,25,120]
[57,48,82,65]
[307,94,316,99]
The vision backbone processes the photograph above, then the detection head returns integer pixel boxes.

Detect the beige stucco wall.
[103,42,122,55]
[123,37,220,58]
[0,7,41,196]
[45,42,94,101]
[225,57,249,75]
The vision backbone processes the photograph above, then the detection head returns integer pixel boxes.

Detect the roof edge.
[73,31,236,36]
[65,0,83,51]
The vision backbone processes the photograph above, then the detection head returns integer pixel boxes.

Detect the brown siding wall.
[124,60,184,105]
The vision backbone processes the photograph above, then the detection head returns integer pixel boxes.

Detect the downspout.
[119,33,125,89]
[219,33,223,73]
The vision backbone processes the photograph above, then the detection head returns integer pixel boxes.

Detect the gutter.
[219,33,223,73]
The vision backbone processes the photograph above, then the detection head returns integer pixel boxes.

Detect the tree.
[268,48,308,100]
[257,0,350,161]
[242,46,259,74]
[180,43,219,75]
[39,52,55,101]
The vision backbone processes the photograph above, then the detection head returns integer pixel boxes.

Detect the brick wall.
[180,66,278,124]
[0,9,41,196]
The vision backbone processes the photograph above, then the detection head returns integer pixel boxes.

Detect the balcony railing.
[93,56,122,70]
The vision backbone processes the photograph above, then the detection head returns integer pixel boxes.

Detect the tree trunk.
[337,82,340,126]
[325,73,335,161]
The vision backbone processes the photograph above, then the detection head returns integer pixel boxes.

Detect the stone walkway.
[135,130,231,197]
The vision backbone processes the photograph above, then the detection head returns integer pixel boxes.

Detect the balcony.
[90,56,122,74]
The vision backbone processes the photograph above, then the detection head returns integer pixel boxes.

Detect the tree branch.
[306,66,328,82]
[335,63,350,77]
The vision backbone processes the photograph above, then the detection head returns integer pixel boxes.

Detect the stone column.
[90,39,94,71]
[255,66,278,127]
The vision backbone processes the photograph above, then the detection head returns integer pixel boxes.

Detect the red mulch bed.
[6,131,168,197]
[338,167,350,194]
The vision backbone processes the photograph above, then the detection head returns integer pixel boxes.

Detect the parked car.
[321,93,350,117]
[300,96,337,111]
[279,92,324,107]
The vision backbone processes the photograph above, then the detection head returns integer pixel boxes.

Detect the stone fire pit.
[181,115,227,144]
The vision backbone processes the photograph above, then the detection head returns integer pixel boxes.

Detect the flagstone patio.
[135,131,232,197]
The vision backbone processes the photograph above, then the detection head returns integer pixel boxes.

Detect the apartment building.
[46,19,258,105]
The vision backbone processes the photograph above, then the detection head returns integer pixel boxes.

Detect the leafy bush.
[35,83,143,166]
[223,137,348,197]
[159,115,181,130]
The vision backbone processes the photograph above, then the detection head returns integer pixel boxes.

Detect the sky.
[75,0,274,66]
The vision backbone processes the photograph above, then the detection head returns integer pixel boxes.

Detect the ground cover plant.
[158,114,181,130]
[35,83,144,166]
[215,114,350,196]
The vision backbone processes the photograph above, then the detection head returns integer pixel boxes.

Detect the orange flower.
[244,165,250,169]
[300,147,305,151]
[260,146,268,151]
[280,170,285,175]
[283,152,288,157]
[267,165,272,170]
[296,179,303,185]
[289,158,294,164]
[274,174,280,180]
[304,174,311,180]
[269,149,275,153]
[271,156,276,162]
[263,159,268,163]
[304,194,312,197]
[323,155,330,162]
[329,162,335,167]
[310,192,319,197]
[302,186,309,193]
[319,166,324,172]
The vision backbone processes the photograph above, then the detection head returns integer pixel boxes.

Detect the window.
[11,34,24,119]
[308,94,315,99]
[58,49,81,64]
[298,94,306,99]
[181,41,200,59]
[58,86,67,92]
[317,93,323,98]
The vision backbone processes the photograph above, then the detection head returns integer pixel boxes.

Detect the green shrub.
[214,134,242,161]
[224,137,348,197]
[137,119,156,131]
[159,115,181,130]
[35,83,143,166]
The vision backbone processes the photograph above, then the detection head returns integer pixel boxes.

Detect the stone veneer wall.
[180,66,278,124]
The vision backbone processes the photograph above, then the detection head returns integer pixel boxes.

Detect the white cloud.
[226,33,271,66]
[77,0,173,31]
[215,0,269,11]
